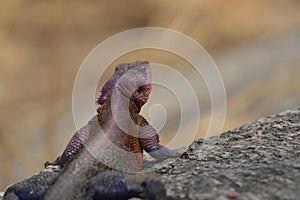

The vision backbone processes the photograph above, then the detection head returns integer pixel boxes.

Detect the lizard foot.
[3,171,59,200]
[148,146,188,161]
[86,171,176,200]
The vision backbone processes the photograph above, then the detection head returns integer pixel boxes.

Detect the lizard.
[3,61,185,200]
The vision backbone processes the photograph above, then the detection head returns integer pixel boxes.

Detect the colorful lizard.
[3,61,184,200]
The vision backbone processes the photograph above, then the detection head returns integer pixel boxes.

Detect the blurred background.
[0,0,300,190]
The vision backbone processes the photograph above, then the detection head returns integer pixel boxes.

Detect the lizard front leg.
[44,130,87,169]
[137,115,186,161]
[44,116,97,170]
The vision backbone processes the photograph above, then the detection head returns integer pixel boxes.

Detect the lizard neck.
[96,99,143,172]
[96,96,142,146]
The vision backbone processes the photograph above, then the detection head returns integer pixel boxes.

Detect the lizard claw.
[45,164,62,172]
[44,156,63,172]
[44,161,51,168]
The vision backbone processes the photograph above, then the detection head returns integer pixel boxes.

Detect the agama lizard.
[3,61,185,200]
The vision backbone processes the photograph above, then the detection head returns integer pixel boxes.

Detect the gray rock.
[151,108,300,199]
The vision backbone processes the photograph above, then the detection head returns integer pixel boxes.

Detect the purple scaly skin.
[4,61,184,200]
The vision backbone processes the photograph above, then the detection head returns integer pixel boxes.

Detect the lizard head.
[97,61,151,111]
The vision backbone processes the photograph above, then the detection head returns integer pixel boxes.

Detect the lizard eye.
[137,86,144,94]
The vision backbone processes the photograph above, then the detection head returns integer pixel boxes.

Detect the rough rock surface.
[149,108,300,200]
[1,108,299,200]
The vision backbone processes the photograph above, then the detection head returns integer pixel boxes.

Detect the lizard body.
[4,61,183,200]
